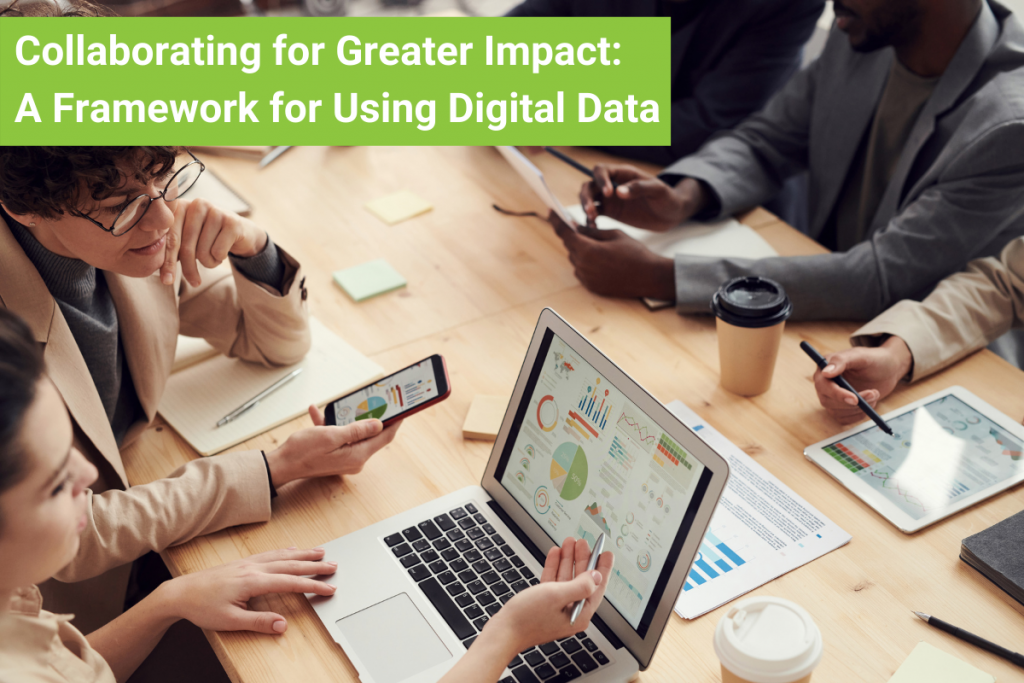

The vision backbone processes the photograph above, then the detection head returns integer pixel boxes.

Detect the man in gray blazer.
[553,0,1024,321]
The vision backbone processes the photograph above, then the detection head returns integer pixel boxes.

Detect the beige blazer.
[0,215,310,632]
[853,237,1024,380]
[0,452,272,683]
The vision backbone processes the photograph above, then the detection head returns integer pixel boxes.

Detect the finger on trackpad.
[336,593,452,683]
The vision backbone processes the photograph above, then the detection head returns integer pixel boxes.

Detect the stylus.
[216,368,303,427]
[569,533,605,626]
[544,147,596,179]
[800,341,894,436]
[914,611,1024,669]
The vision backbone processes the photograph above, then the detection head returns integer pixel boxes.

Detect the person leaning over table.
[0,146,402,635]
[813,237,1024,423]
[506,0,825,166]
[549,0,1024,322]
[0,307,614,683]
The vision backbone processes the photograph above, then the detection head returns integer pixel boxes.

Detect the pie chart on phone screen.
[356,396,387,420]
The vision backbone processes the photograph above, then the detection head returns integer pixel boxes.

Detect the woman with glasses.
[0,306,613,683]
[0,146,402,676]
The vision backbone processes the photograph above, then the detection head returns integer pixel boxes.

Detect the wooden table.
[122,146,1024,683]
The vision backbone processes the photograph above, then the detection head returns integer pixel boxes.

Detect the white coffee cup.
[713,597,823,683]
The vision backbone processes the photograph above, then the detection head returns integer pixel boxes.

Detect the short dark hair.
[0,308,46,505]
[0,147,184,219]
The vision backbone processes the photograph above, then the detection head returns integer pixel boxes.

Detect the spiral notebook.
[159,317,384,456]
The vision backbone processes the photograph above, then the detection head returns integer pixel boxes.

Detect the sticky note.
[333,259,407,302]
[888,642,994,683]
[364,190,433,225]
[462,395,509,441]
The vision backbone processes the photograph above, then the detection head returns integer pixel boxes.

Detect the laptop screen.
[495,329,712,638]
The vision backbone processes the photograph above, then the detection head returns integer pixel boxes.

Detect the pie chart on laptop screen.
[356,396,387,420]
[550,442,588,501]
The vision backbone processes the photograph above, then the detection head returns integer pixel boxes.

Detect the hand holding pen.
[801,342,895,435]
[807,338,913,426]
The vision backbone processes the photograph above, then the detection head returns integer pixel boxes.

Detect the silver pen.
[570,533,605,626]
[216,368,303,428]
[259,145,292,169]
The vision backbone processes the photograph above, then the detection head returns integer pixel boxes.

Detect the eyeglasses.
[70,150,205,237]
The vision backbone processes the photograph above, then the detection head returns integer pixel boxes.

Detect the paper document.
[888,642,994,683]
[496,146,577,227]
[667,400,852,619]
[565,205,779,311]
[171,336,219,373]
[159,317,384,456]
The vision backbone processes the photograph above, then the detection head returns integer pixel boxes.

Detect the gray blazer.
[663,0,1024,320]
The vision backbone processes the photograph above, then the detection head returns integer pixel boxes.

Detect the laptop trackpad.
[336,593,452,683]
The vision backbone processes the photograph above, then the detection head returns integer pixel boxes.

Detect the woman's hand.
[814,337,913,424]
[159,547,338,635]
[579,164,706,233]
[160,198,269,286]
[265,405,402,488]
[485,538,614,657]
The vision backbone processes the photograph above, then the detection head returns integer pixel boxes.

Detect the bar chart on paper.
[684,529,748,592]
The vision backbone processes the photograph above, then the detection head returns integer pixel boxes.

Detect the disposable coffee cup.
[714,597,823,683]
[711,277,792,396]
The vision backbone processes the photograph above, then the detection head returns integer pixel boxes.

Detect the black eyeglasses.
[70,150,205,237]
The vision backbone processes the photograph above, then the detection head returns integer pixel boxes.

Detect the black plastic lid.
[710,276,792,328]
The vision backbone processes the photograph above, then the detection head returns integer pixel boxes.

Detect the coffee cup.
[714,596,823,683]
[710,277,792,396]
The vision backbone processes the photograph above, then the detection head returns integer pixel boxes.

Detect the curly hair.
[0,0,115,17]
[0,147,185,218]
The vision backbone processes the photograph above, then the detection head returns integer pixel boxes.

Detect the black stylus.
[800,341,894,436]
[914,611,1024,669]
[543,146,595,178]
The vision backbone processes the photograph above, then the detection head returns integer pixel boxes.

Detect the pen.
[800,341,894,436]
[569,533,605,626]
[216,368,303,428]
[259,145,292,169]
[544,146,595,179]
[913,611,1024,669]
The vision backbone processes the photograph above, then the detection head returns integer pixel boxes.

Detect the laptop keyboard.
[383,503,612,682]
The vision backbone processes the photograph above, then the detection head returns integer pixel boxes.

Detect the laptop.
[309,308,730,683]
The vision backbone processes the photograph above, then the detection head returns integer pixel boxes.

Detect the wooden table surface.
[122,146,1024,683]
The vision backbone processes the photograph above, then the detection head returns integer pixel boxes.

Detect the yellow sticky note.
[888,642,994,683]
[462,395,509,441]
[364,190,433,225]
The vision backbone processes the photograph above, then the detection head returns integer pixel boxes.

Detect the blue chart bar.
[715,559,733,574]
[706,529,746,567]
[695,557,719,579]
[688,570,706,586]
[683,580,694,592]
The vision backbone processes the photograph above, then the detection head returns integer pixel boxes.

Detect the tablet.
[804,386,1024,533]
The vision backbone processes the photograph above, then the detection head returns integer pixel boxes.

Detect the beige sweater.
[853,237,1024,381]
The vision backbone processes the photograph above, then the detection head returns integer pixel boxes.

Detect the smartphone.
[323,354,450,427]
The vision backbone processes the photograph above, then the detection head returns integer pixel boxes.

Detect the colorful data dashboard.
[500,334,705,629]
[330,361,437,426]
[825,395,1024,519]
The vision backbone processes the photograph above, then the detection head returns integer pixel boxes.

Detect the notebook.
[961,508,1024,606]
[887,642,994,683]
[563,205,779,310]
[160,317,384,456]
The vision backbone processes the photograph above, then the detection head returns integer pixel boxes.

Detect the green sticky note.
[333,259,407,302]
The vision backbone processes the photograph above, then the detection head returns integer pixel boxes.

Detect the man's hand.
[160,547,338,635]
[814,337,913,424]
[580,164,708,233]
[551,212,676,301]
[265,405,402,488]
[161,198,269,287]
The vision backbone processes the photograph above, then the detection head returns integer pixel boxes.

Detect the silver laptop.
[309,308,730,683]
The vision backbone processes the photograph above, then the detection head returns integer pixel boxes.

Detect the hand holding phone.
[324,355,451,428]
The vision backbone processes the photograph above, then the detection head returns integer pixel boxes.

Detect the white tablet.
[804,386,1024,533]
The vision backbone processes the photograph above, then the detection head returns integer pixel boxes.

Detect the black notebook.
[961,509,1024,606]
